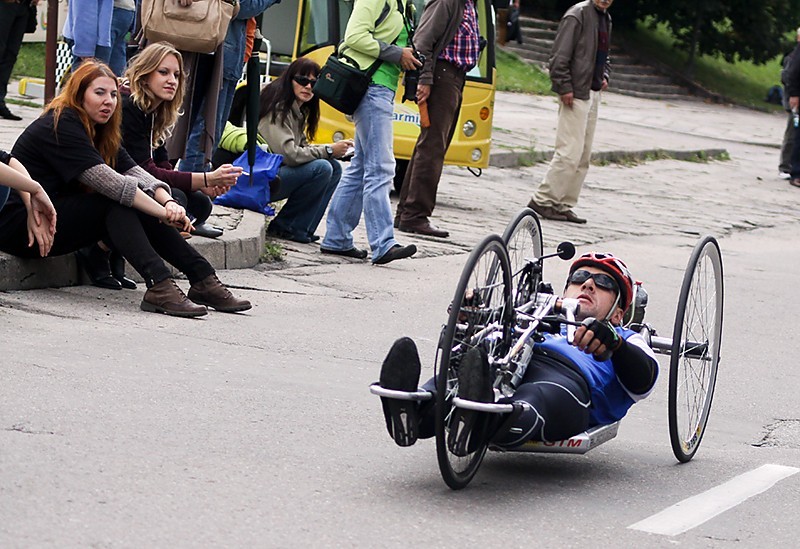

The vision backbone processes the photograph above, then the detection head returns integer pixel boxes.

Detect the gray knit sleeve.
[77,164,139,207]
[124,164,172,196]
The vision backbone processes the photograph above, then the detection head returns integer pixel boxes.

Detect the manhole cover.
[753,420,800,449]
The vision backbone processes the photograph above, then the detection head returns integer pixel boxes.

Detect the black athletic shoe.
[448,347,493,457]
[379,337,422,447]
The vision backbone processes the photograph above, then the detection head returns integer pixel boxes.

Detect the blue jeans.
[109,7,135,76]
[180,77,238,173]
[270,158,341,239]
[322,85,397,260]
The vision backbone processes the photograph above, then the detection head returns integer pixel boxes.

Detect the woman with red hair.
[0,61,250,317]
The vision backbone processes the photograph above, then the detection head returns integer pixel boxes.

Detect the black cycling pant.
[415,357,591,446]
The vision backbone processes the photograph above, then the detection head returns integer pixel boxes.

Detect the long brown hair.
[124,42,185,148]
[259,58,321,141]
[46,61,122,167]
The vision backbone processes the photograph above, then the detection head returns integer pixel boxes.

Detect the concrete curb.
[0,210,266,291]
[489,147,729,168]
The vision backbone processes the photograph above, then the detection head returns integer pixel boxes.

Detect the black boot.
[75,244,121,290]
[110,251,137,289]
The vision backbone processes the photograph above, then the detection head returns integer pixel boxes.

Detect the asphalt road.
[2,94,800,547]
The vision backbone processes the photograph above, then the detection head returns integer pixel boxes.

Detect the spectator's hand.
[201,185,230,198]
[26,208,55,257]
[416,84,431,104]
[208,164,243,187]
[28,187,57,240]
[331,139,353,158]
[560,92,574,107]
[790,96,799,111]
[163,200,187,227]
[601,78,609,91]
[400,48,422,71]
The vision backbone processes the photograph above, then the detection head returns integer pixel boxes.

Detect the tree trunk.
[685,6,704,80]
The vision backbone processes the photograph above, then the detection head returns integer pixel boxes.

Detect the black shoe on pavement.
[379,337,423,447]
[0,104,22,121]
[373,244,417,265]
[75,244,122,290]
[110,250,137,289]
[192,222,224,239]
[320,246,368,259]
[448,347,493,457]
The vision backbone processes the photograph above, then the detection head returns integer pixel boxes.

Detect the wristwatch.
[325,145,334,157]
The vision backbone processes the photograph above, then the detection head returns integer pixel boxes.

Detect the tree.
[641,0,800,78]
[537,0,800,78]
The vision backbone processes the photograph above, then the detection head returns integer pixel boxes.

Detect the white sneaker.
[779,171,791,180]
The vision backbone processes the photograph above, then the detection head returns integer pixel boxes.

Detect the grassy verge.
[617,21,784,110]
[12,43,46,79]
[495,48,553,95]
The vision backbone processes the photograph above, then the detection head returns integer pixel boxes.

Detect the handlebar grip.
[419,100,430,128]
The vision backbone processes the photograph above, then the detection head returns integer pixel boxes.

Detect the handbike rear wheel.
[501,208,543,307]
[668,236,724,462]
[435,234,513,490]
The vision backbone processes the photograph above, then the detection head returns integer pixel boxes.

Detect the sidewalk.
[0,88,787,290]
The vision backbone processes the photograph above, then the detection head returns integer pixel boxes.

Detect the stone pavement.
[0,88,789,289]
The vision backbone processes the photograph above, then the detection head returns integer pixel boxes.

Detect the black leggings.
[172,188,213,225]
[416,357,591,446]
[0,194,214,286]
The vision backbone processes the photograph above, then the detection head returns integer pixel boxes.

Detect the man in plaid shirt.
[394,0,482,239]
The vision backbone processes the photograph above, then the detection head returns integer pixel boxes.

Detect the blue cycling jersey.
[536,327,658,426]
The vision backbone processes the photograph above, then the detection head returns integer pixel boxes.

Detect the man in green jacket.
[394,0,481,239]
[528,0,613,224]
[321,0,422,264]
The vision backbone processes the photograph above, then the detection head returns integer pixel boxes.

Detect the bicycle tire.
[435,234,513,489]
[668,236,724,462]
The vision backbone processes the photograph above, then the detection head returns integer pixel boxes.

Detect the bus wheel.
[393,159,409,195]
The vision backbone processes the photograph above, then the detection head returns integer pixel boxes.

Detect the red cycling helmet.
[569,252,635,312]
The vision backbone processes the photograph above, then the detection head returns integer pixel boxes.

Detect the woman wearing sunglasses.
[376,251,659,454]
[257,58,352,244]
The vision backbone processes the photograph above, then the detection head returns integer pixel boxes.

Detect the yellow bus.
[260,0,497,190]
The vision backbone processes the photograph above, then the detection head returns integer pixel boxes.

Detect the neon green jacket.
[342,0,408,71]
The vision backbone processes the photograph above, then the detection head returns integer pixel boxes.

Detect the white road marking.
[628,464,799,536]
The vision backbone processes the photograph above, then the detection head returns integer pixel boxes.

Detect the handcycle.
[371,208,724,489]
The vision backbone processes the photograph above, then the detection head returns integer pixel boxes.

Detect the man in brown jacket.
[528,0,613,224]
[395,0,481,238]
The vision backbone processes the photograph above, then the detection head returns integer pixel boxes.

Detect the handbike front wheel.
[435,234,513,490]
[668,236,724,462]
[502,208,543,307]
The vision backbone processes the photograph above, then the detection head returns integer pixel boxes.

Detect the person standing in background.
[108,0,136,76]
[527,0,613,224]
[0,0,39,120]
[778,27,800,180]
[394,0,481,239]
[320,0,422,264]
[62,0,114,71]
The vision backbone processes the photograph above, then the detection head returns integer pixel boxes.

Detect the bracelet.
[164,199,179,207]
[203,172,208,187]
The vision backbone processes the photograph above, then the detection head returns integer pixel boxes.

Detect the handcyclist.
[377,252,659,454]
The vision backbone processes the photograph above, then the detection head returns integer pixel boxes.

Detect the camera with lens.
[402,51,426,103]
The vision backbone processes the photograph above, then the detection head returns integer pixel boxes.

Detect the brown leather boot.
[187,274,252,313]
[141,278,208,317]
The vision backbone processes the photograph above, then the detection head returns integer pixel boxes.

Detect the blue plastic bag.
[214,148,283,216]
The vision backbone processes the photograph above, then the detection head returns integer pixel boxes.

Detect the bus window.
[299,0,333,55]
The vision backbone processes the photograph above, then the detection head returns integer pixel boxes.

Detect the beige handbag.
[141,0,238,54]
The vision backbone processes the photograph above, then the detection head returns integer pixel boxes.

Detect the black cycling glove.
[581,317,622,361]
